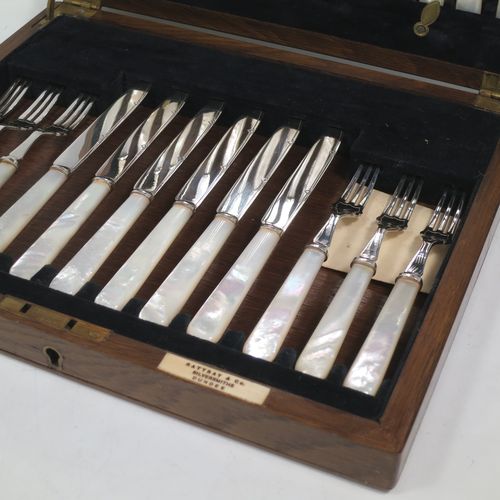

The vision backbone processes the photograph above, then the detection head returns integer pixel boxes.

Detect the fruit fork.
[295,176,422,378]
[0,94,94,188]
[343,190,465,396]
[243,165,379,361]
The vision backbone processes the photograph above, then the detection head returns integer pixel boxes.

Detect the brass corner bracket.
[475,72,500,114]
[46,0,102,21]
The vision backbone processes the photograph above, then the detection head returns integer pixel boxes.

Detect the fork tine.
[383,176,406,216]
[60,96,94,130]
[404,179,423,220]
[24,89,61,124]
[17,89,50,120]
[0,80,29,115]
[447,194,465,235]
[394,177,415,218]
[436,191,456,232]
[0,80,20,109]
[52,95,84,127]
[427,190,447,230]
[341,165,364,201]
[348,166,373,204]
[358,167,380,208]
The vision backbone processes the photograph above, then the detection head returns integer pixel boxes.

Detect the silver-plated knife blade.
[134,101,224,197]
[95,92,187,184]
[175,111,262,208]
[261,134,341,232]
[216,120,301,221]
[54,87,149,173]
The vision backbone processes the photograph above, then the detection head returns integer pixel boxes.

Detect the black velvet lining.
[169,0,500,73]
[2,16,499,181]
[0,16,498,420]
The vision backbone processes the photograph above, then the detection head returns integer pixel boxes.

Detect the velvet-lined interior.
[166,0,500,73]
[0,15,499,419]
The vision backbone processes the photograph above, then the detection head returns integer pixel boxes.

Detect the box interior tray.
[0,15,499,420]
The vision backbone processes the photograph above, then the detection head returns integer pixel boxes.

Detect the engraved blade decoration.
[54,87,149,173]
[134,101,224,197]
[261,134,341,231]
[176,111,262,208]
[95,92,188,184]
[217,120,301,221]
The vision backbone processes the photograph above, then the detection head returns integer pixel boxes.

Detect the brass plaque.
[158,353,270,405]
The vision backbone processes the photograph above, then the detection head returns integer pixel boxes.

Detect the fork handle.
[295,262,375,378]
[343,277,420,396]
[187,226,281,343]
[9,179,111,280]
[243,247,325,361]
[0,167,68,252]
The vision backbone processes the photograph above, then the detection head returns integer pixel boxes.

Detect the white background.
[0,2,499,499]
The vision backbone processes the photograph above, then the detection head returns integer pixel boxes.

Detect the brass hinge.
[0,295,111,343]
[46,0,102,21]
[475,72,500,114]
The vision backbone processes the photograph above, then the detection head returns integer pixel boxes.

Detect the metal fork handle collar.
[399,239,434,283]
[0,156,19,170]
[310,213,342,254]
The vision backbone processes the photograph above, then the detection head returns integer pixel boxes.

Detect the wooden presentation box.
[0,0,499,490]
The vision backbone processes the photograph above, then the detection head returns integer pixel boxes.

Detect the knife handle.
[187,225,280,343]
[0,158,17,190]
[295,263,375,379]
[139,214,236,326]
[343,277,420,396]
[50,192,150,295]
[243,247,325,361]
[0,167,68,252]
[95,203,194,311]
[9,179,112,280]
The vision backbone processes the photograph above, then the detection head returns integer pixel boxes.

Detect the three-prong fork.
[343,190,464,396]
[0,94,94,188]
[295,176,422,378]
[243,165,379,362]
[0,79,31,121]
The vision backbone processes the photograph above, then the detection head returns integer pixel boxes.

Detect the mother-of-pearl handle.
[0,159,17,190]
[343,277,421,396]
[10,179,112,280]
[139,214,237,326]
[0,168,68,252]
[295,263,375,378]
[50,192,150,295]
[187,226,281,342]
[243,247,325,361]
[95,203,194,310]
